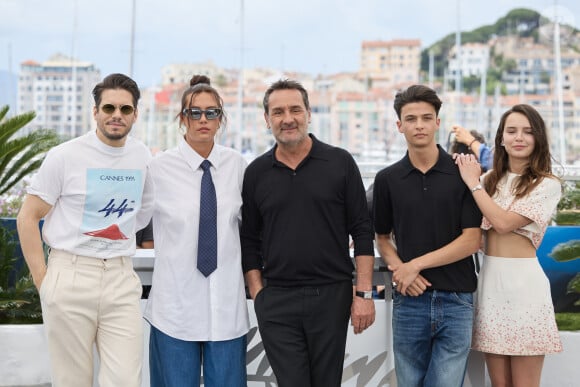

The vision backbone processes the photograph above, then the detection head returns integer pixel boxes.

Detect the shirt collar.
[89,130,127,156]
[266,133,329,167]
[177,136,221,171]
[400,144,457,177]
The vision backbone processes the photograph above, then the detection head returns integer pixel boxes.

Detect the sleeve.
[237,156,248,224]
[27,148,63,206]
[509,177,562,234]
[136,163,154,231]
[372,170,393,235]
[240,167,264,273]
[344,154,374,257]
[461,183,483,229]
[478,144,493,172]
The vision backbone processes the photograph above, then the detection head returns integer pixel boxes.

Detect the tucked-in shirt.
[241,134,374,287]
[481,172,561,249]
[373,145,482,292]
[28,130,154,258]
[144,138,249,341]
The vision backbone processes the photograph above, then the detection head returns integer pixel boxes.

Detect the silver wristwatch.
[355,290,373,299]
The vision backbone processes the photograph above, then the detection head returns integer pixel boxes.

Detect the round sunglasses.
[101,104,135,115]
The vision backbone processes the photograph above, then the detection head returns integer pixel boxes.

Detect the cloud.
[1,0,579,88]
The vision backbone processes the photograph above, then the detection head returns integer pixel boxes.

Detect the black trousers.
[254,281,352,387]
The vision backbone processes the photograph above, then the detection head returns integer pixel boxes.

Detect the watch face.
[357,290,372,299]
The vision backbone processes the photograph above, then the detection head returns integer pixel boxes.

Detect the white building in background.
[17,53,101,138]
[448,42,490,78]
[160,60,235,86]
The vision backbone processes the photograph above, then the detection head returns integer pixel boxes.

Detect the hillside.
[420,8,580,78]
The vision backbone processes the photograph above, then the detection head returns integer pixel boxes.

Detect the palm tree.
[0,105,57,324]
[0,105,60,195]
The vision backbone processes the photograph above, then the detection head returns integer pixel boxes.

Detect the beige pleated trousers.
[40,249,143,387]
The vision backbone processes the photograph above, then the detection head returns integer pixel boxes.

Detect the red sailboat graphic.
[84,224,129,240]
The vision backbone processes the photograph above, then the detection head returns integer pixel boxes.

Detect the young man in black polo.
[373,84,482,387]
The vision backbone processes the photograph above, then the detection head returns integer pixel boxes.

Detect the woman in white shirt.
[455,104,562,387]
[144,75,249,387]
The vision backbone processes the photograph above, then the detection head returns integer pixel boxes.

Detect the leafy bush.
[0,224,42,324]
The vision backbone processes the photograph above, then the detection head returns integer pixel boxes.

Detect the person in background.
[453,124,493,172]
[136,219,153,248]
[144,75,249,387]
[241,79,375,387]
[373,84,482,387]
[136,219,154,299]
[16,73,154,387]
[455,104,562,387]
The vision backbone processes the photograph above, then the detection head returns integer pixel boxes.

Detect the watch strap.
[355,290,372,299]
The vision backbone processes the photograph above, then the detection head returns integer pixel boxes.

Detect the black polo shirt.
[241,134,374,286]
[373,145,482,292]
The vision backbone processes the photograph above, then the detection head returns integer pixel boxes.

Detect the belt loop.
[71,254,78,264]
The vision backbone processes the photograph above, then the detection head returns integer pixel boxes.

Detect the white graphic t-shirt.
[28,131,153,258]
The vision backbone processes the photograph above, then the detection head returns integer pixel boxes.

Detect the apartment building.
[492,36,580,95]
[359,39,421,87]
[17,53,101,138]
[447,42,490,77]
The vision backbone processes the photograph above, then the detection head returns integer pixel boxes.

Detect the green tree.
[0,105,60,195]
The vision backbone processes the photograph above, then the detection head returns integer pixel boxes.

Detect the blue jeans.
[392,290,473,387]
[149,325,247,387]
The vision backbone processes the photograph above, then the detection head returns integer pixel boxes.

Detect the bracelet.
[471,184,483,193]
[468,139,477,149]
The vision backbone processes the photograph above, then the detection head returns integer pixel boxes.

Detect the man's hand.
[32,267,47,291]
[244,269,264,300]
[351,295,375,334]
[389,261,431,296]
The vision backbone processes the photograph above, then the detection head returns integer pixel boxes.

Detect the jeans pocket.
[451,291,474,308]
[392,290,404,307]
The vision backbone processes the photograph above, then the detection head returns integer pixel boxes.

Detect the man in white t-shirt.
[16,73,154,387]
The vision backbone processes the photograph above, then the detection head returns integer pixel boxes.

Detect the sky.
[1,0,579,88]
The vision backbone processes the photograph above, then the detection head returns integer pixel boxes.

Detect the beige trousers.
[40,249,143,387]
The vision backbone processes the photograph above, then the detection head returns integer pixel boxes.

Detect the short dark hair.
[263,79,310,114]
[92,73,140,108]
[393,84,442,119]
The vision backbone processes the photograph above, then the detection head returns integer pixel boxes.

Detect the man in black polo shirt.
[241,79,375,387]
[373,85,482,387]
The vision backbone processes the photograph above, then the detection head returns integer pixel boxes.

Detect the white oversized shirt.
[28,131,154,258]
[144,138,249,341]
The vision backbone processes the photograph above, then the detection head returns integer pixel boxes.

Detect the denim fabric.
[392,290,473,387]
[149,325,247,387]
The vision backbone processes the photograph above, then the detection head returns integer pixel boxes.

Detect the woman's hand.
[454,153,482,189]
